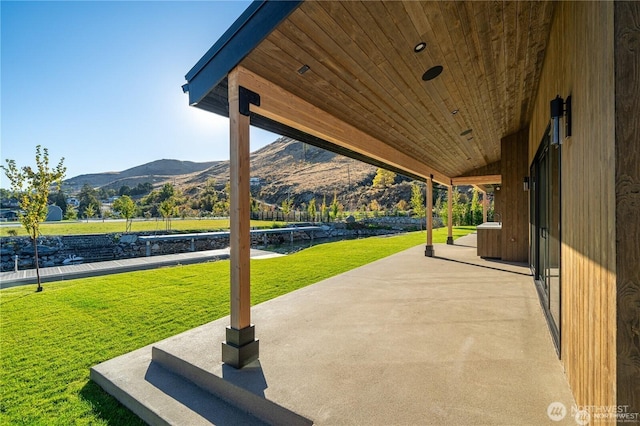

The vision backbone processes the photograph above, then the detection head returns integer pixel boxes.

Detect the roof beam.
[233,66,451,185]
[451,175,502,185]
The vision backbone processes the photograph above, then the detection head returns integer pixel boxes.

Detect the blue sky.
[1,0,279,185]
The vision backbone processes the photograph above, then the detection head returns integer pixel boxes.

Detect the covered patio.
[93,0,640,421]
[92,233,576,425]
[181,0,541,373]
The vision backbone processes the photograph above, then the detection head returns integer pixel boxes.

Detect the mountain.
[62,137,425,209]
[63,159,219,193]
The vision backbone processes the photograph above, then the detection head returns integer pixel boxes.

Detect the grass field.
[0,227,475,425]
[0,218,285,237]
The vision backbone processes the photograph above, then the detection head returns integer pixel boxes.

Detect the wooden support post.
[447,185,454,245]
[425,176,435,257]
[222,68,259,369]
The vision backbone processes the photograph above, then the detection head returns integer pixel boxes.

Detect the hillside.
[63,137,428,210]
[183,137,382,206]
[63,159,218,193]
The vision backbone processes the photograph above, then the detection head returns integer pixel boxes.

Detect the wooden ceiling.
[236,0,555,180]
[185,0,554,183]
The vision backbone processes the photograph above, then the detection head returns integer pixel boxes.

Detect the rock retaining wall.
[1,219,443,272]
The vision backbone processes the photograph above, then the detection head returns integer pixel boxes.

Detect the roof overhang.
[184,0,555,185]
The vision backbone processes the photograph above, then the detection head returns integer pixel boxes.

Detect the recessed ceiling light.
[460,129,472,136]
[422,65,443,81]
[298,64,310,75]
[451,109,459,115]
[414,42,427,52]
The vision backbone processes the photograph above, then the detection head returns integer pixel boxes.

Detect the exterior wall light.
[550,94,572,146]
[523,176,530,191]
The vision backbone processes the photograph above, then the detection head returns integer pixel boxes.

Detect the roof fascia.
[184,0,302,106]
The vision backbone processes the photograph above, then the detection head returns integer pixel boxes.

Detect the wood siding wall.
[615,1,640,415]
[528,1,617,410]
[500,129,529,262]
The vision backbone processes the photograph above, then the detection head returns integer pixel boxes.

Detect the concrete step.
[90,350,267,426]
[151,346,312,426]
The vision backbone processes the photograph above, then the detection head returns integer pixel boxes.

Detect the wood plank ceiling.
[238,0,555,179]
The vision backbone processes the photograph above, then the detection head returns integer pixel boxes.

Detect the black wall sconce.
[550,94,572,145]
[523,176,530,191]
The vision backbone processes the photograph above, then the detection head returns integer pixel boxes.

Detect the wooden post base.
[222,325,259,369]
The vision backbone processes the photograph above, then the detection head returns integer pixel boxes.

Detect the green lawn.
[0,218,283,237]
[0,227,475,425]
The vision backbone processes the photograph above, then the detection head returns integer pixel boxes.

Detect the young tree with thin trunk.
[84,203,96,222]
[330,191,341,221]
[307,198,317,222]
[410,183,425,221]
[159,199,176,231]
[1,146,66,292]
[113,195,136,232]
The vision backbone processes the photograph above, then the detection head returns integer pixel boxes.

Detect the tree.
[159,199,176,231]
[198,179,219,213]
[410,183,425,221]
[159,183,175,202]
[84,203,96,222]
[437,195,448,226]
[98,187,116,200]
[64,204,78,221]
[118,185,131,196]
[369,199,381,217]
[307,198,317,222]
[78,184,101,219]
[250,195,260,213]
[281,198,293,215]
[113,195,136,231]
[130,182,152,196]
[0,188,13,207]
[470,189,482,225]
[329,191,341,221]
[372,168,396,188]
[50,190,68,216]
[451,187,466,226]
[320,195,328,222]
[1,145,66,292]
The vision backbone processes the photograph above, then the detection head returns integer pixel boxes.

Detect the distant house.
[0,210,19,221]
[66,198,80,207]
[46,205,63,222]
[0,197,20,209]
[250,177,262,187]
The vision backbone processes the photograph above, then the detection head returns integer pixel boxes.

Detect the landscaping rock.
[120,235,137,244]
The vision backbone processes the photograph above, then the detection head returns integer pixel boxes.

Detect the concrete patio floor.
[92,233,577,425]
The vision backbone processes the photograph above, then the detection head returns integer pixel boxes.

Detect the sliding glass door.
[530,127,562,354]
